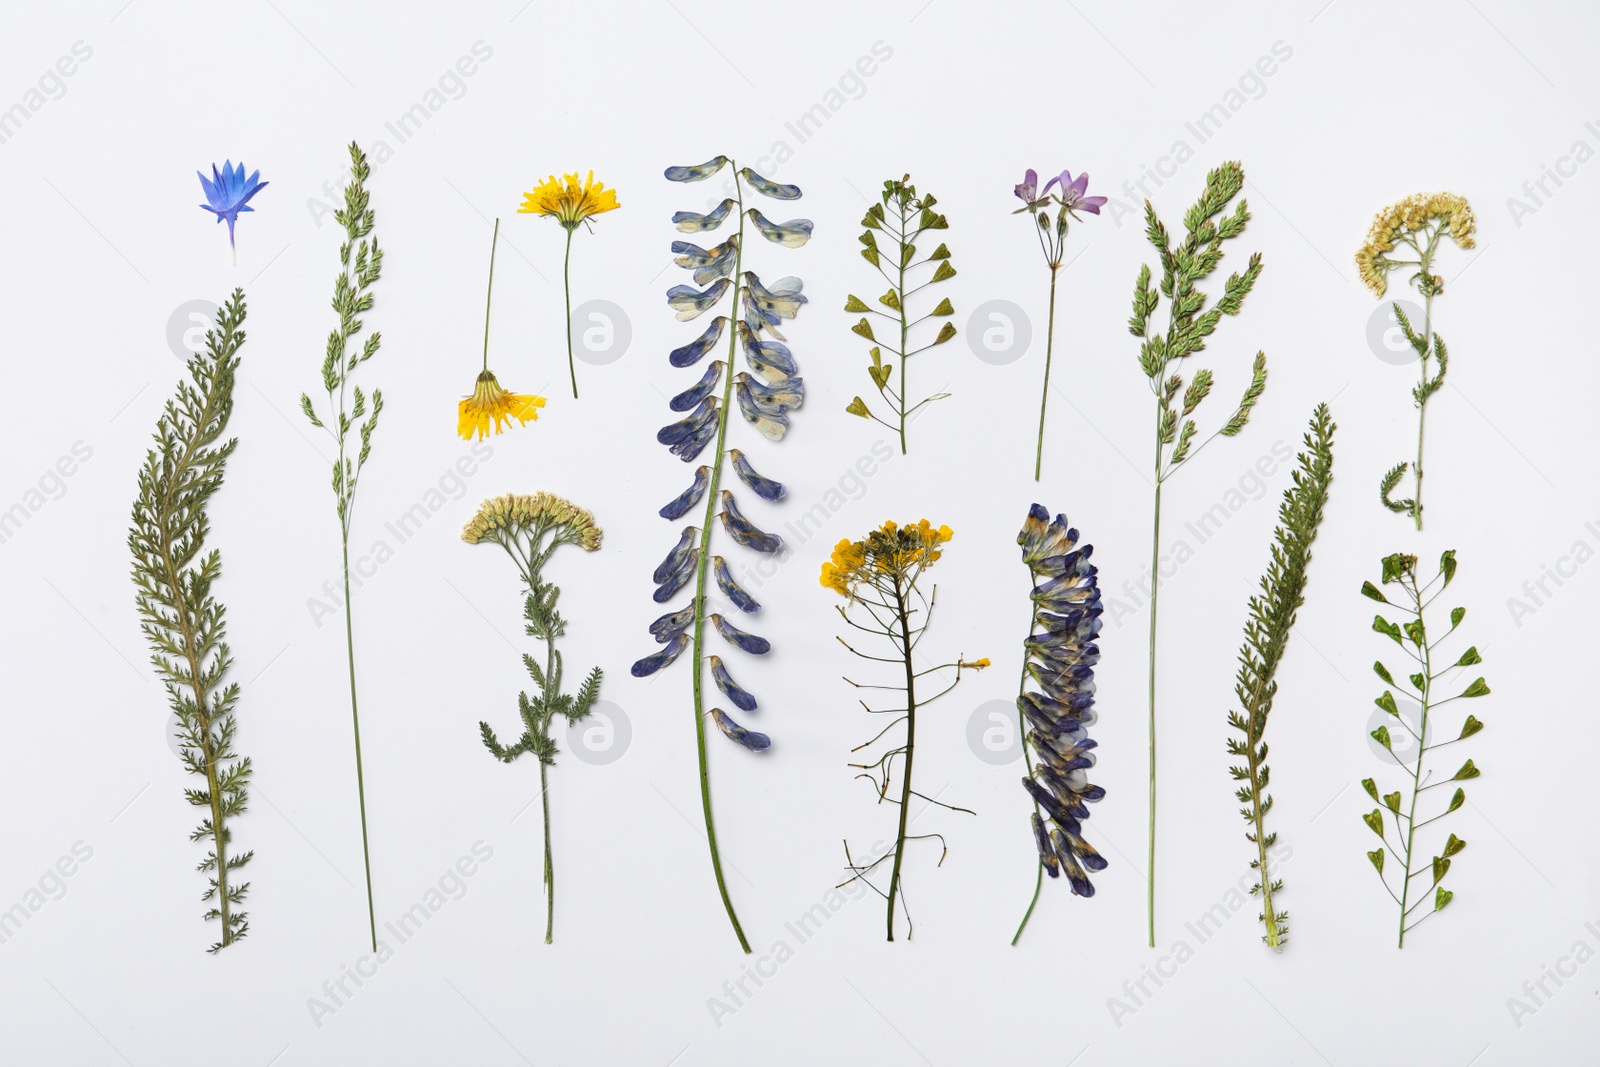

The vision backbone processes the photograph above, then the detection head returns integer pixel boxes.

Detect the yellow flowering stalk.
[518,170,621,399]
[1355,192,1476,530]
[822,519,986,940]
[460,218,546,440]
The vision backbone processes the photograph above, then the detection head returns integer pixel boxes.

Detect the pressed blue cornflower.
[1011,504,1105,943]
[197,160,268,263]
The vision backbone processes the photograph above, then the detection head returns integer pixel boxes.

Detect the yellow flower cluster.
[461,491,602,550]
[820,519,953,596]
[459,370,547,441]
[1355,192,1476,297]
[518,171,621,230]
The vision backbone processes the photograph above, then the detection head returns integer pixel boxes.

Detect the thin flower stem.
[1011,570,1045,946]
[689,166,752,954]
[1398,578,1432,948]
[896,199,909,455]
[1147,440,1164,949]
[540,610,559,944]
[563,227,578,399]
[482,219,499,373]
[1413,290,1432,530]
[885,570,918,941]
[341,535,378,952]
[1033,265,1060,481]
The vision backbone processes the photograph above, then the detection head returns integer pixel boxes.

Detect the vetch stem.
[1011,569,1044,946]
[689,165,752,954]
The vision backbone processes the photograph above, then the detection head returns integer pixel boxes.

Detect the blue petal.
[739,166,801,200]
[737,372,804,410]
[660,465,711,519]
[1031,812,1061,878]
[738,322,798,383]
[657,399,720,462]
[667,278,731,321]
[710,613,770,655]
[653,548,698,602]
[747,208,813,247]
[710,708,770,751]
[650,605,696,643]
[713,555,760,613]
[728,448,785,501]
[742,272,808,323]
[631,632,688,677]
[670,316,728,368]
[709,655,758,711]
[665,156,730,182]
[1052,832,1095,897]
[673,198,735,233]
[718,491,783,554]
[652,526,699,584]
[672,236,740,286]
[1023,775,1082,833]
[736,380,790,441]
[671,361,724,412]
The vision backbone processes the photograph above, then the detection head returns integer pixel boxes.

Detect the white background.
[0,1,1595,1063]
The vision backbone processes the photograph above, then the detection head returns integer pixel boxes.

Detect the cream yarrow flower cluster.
[462,491,602,551]
[1355,192,1476,297]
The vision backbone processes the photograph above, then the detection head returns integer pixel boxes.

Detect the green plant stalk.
[1146,449,1163,948]
[885,572,918,940]
[688,166,752,954]
[1033,266,1059,482]
[895,199,909,455]
[563,226,578,399]
[1412,290,1432,531]
[1010,569,1044,945]
[1244,733,1281,948]
[1389,574,1434,949]
[341,537,377,952]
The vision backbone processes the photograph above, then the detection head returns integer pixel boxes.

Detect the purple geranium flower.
[198,161,268,261]
[1014,168,1042,208]
[1043,170,1107,216]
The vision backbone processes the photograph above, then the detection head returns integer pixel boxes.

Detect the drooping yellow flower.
[518,171,621,230]
[1355,192,1475,297]
[458,370,546,440]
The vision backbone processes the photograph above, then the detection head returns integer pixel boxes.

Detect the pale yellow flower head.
[462,491,601,550]
[1355,192,1476,297]
[518,171,620,230]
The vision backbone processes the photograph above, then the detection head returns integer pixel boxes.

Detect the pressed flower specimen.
[842,175,956,453]
[1013,168,1104,480]
[1356,193,1476,530]
[459,219,546,440]
[1225,404,1336,950]
[1361,550,1488,947]
[129,288,253,952]
[197,160,268,264]
[630,155,809,953]
[1128,160,1266,945]
[518,170,621,399]
[463,493,602,944]
[299,143,385,950]
[821,520,985,940]
[1010,505,1104,945]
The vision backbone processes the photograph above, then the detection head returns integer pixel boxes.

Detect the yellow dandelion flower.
[459,370,546,440]
[518,171,621,230]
